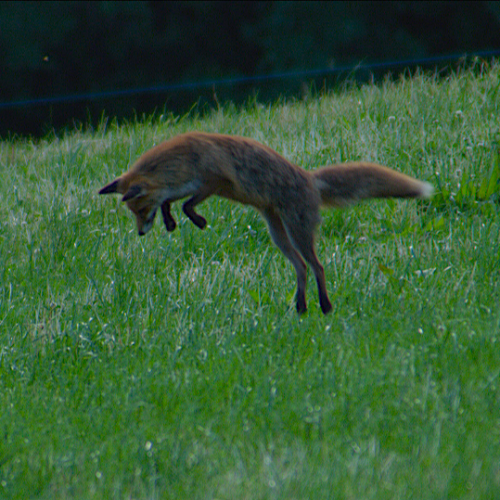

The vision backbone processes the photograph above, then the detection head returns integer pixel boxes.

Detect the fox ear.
[121,184,145,202]
[99,178,121,195]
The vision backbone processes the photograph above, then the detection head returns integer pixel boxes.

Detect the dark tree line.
[1,1,500,138]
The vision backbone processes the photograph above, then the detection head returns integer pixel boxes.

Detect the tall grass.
[1,62,500,499]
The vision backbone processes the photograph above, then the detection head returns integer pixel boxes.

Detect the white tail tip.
[420,182,434,198]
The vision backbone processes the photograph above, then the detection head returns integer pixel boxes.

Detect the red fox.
[99,132,433,314]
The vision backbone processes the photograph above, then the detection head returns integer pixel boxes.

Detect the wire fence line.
[2,49,500,111]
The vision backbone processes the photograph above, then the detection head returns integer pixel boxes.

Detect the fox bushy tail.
[312,162,433,207]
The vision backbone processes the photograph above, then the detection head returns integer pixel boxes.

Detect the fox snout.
[136,209,157,236]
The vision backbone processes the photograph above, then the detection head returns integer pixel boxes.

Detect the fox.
[99,131,433,315]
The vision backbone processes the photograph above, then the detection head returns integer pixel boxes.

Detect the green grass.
[1,61,500,499]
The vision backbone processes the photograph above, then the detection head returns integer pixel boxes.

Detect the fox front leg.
[182,183,222,230]
[182,199,207,229]
[161,201,177,232]
[182,193,211,230]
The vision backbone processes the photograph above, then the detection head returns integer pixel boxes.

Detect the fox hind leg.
[261,208,308,313]
[281,213,332,315]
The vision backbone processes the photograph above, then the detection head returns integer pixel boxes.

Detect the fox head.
[99,177,160,236]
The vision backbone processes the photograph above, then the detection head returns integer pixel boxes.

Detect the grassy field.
[1,61,500,499]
